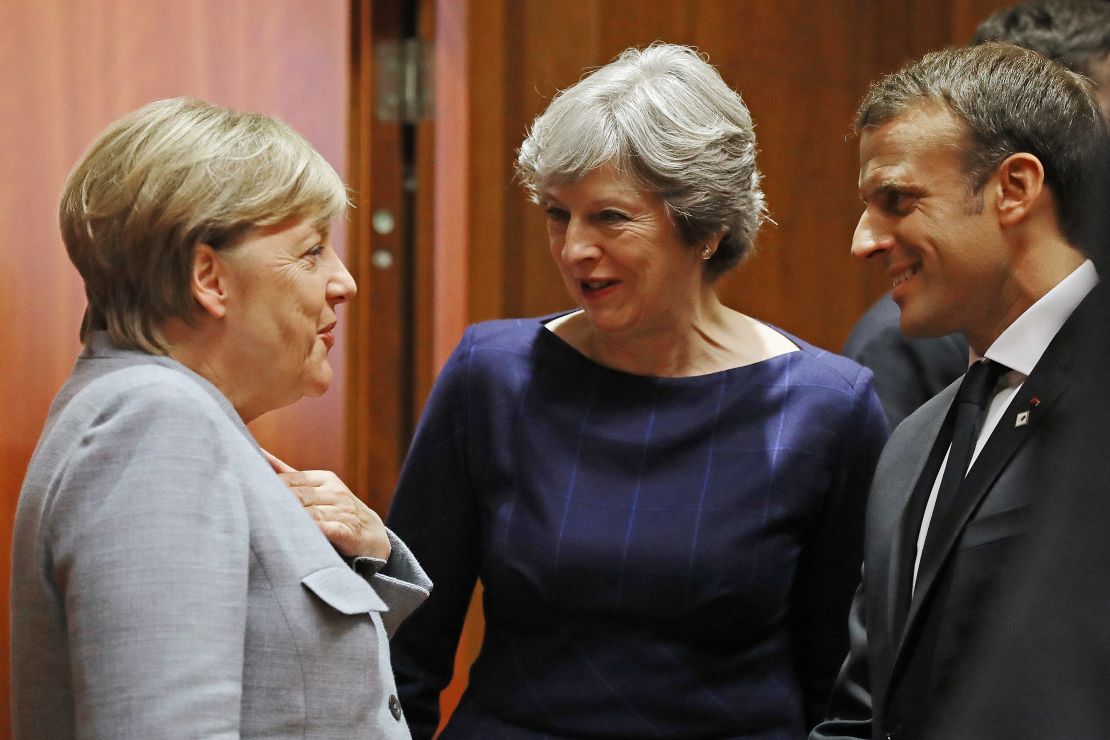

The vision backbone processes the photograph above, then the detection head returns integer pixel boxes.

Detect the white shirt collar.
[976,260,1098,376]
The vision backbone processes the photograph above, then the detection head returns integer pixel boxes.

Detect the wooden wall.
[0,0,350,731]
[439,0,1019,352]
[0,0,1019,734]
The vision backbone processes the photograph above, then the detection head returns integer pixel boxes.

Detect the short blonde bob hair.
[60,97,349,354]
[516,43,766,279]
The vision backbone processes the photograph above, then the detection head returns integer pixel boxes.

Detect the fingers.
[261,454,391,559]
[262,448,296,474]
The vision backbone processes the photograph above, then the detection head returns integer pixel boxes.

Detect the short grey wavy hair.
[60,97,348,354]
[516,43,766,279]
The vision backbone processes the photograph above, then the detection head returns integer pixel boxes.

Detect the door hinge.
[375,38,434,122]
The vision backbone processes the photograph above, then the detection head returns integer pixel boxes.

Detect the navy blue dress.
[387,316,888,739]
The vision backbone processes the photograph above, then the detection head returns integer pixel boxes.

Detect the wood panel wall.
[0,0,1019,734]
[0,1,349,731]
[440,0,1017,351]
[428,0,1014,727]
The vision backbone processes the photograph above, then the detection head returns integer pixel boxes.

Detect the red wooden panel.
[0,1,349,731]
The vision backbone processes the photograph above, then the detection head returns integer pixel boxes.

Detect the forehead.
[858,102,968,190]
[541,163,647,203]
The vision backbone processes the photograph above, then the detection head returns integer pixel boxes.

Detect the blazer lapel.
[875,384,958,666]
[905,380,1051,620]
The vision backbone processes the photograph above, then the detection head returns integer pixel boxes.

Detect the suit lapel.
[903,379,1053,622]
[888,399,957,643]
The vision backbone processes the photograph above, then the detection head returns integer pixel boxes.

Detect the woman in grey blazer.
[11,97,430,738]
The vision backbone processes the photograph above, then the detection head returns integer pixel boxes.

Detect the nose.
[850,209,893,261]
[560,218,601,264]
[327,254,357,304]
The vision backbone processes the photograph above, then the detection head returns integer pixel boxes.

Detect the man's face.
[852,102,1021,353]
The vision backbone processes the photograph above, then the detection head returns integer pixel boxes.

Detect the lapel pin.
[1015,410,1031,427]
[1030,396,1040,407]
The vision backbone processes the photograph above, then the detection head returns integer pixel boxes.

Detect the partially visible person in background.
[385,43,887,739]
[842,0,1110,429]
[974,0,1110,118]
[841,299,966,428]
[10,97,430,739]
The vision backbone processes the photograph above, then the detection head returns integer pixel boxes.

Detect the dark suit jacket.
[812,286,1100,740]
[926,282,1110,740]
[843,293,967,428]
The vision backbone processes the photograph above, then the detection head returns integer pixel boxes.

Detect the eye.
[883,190,917,216]
[304,244,326,258]
[597,209,629,225]
[544,206,569,224]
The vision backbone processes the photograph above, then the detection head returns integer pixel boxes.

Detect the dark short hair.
[973,0,1110,77]
[855,43,1106,249]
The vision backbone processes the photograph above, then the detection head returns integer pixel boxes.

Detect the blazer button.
[388,694,403,721]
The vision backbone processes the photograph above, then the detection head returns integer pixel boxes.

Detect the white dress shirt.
[911,260,1099,592]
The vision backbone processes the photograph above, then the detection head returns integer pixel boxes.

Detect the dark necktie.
[918,359,1009,574]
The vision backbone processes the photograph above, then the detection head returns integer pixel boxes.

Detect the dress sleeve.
[789,365,888,729]
[48,381,249,738]
[386,329,482,740]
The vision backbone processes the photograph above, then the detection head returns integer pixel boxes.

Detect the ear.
[191,244,229,319]
[704,227,728,255]
[994,153,1046,227]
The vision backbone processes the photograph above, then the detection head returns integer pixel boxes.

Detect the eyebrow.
[859,178,912,201]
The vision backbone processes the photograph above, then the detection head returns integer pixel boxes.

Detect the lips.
[581,279,618,294]
[318,322,336,350]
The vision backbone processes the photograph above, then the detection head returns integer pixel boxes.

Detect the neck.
[161,318,262,423]
[967,229,1086,354]
[581,289,736,376]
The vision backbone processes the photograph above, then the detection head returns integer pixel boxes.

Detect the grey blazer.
[11,333,431,739]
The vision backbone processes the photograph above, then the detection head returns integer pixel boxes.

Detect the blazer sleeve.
[353,529,433,637]
[807,572,875,740]
[790,365,887,729]
[47,378,250,738]
[385,329,482,740]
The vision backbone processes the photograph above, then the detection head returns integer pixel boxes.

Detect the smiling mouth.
[891,265,920,288]
[581,280,618,293]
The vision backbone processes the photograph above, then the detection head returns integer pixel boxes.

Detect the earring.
[701,245,713,260]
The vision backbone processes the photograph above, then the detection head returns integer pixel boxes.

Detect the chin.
[898,312,953,339]
[303,366,333,398]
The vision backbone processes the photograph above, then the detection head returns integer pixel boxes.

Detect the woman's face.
[541,165,706,340]
[218,215,356,417]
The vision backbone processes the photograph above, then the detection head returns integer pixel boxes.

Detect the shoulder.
[79,363,227,423]
[443,315,560,376]
[778,331,877,399]
[51,361,242,461]
[460,315,552,351]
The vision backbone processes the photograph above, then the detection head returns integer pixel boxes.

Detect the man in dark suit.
[810,42,1106,740]
[842,0,1110,428]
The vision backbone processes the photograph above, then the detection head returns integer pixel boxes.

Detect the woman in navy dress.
[387,44,888,739]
